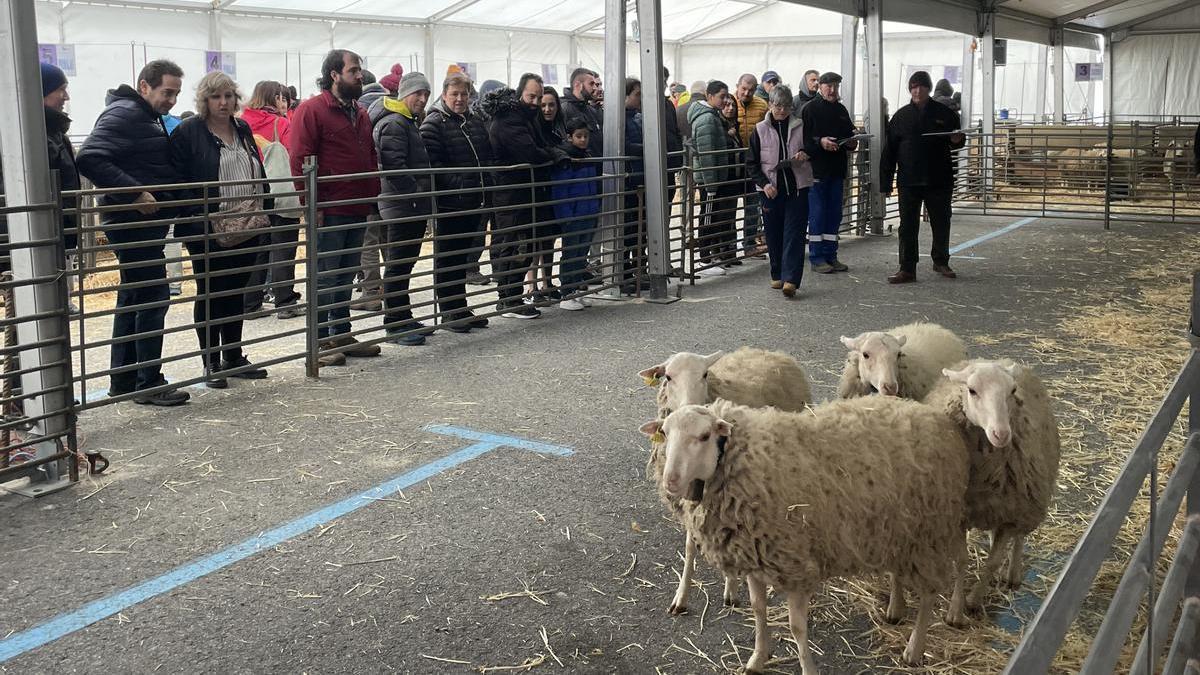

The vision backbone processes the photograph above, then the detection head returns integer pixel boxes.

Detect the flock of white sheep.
[637,323,1061,673]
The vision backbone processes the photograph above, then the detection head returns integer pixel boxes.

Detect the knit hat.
[689,79,706,94]
[379,63,404,94]
[40,63,67,98]
[396,71,432,99]
[908,70,933,90]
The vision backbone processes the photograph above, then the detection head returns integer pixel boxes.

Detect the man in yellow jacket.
[735,73,768,255]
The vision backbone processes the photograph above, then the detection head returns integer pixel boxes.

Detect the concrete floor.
[2,213,1195,674]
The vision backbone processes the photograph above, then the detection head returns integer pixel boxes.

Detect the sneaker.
[387,322,428,346]
[133,388,190,406]
[542,286,562,301]
[829,260,849,272]
[723,260,744,267]
[441,316,472,334]
[448,311,489,329]
[696,266,727,278]
[577,296,593,307]
[333,335,382,358]
[205,377,229,389]
[782,282,798,298]
[68,302,81,316]
[465,270,490,286]
[811,263,836,274]
[350,294,383,312]
[501,304,541,320]
[317,344,348,368]
[277,304,303,320]
[169,285,182,296]
[222,357,268,379]
[559,298,585,311]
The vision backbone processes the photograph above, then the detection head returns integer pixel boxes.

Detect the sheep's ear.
[893,334,908,348]
[715,419,733,437]
[639,420,663,437]
[702,351,724,367]
[1002,362,1020,377]
[638,364,665,385]
[839,335,859,351]
[943,366,970,382]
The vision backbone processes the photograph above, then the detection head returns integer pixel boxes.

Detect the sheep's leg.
[968,528,1015,611]
[744,575,773,674]
[902,592,935,666]
[947,539,969,628]
[723,574,741,607]
[669,532,695,614]
[1005,534,1025,590]
[786,591,819,675]
[885,572,906,624]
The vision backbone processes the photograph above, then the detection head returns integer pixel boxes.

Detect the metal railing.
[1004,270,1200,674]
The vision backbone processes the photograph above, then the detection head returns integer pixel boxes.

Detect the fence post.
[1187,270,1200,599]
[1104,114,1114,231]
[683,146,696,284]
[303,156,320,379]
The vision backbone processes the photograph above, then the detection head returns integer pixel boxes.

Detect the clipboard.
[921,129,977,137]
[837,133,872,147]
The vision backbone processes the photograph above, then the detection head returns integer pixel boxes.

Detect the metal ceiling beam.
[429,0,486,23]
[678,0,776,43]
[1108,0,1200,31]
[1054,0,1133,24]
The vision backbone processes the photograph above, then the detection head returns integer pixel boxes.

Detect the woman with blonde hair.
[170,70,270,388]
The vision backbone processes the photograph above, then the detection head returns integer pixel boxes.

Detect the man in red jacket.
[289,49,382,367]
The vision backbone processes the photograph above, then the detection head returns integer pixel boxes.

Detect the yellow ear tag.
[643,376,661,387]
[650,431,666,444]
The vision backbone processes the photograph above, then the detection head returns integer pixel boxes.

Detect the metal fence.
[1003,271,1200,674]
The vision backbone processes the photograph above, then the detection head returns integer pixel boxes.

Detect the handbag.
[211,198,269,247]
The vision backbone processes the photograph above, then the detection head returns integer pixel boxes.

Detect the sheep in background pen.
[838,322,967,401]
[925,359,1061,610]
[640,397,970,672]
[638,347,812,614]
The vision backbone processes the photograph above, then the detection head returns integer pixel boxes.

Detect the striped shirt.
[216,136,259,211]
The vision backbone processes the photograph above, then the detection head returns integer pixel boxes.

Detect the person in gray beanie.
[369,71,434,345]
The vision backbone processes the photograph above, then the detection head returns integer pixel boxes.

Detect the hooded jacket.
[550,142,601,222]
[419,97,495,213]
[661,96,684,169]
[287,89,378,218]
[933,79,959,112]
[76,84,178,227]
[369,96,432,222]
[45,106,80,247]
[239,106,292,148]
[359,82,389,113]
[560,89,604,157]
[482,88,567,196]
[687,99,729,188]
[169,115,270,239]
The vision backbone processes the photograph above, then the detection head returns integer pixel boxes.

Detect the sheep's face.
[840,332,907,396]
[638,351,723,413]
[944,362,1019,448]
[640,405,731,499]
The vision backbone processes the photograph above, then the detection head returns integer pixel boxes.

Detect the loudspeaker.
[994,39,1008,66]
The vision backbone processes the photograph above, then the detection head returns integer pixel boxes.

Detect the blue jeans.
[560,217,598,291]
[761,190,809,286]
[316,215,366,340]
[808,176,844,265]
[741,191,761,251]
[105,225,170,393]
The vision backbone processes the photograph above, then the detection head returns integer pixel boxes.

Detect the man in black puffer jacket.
[76,60,189,406]
[482,74,568,319]
[369,72,433,345]
[561,68,604,158]
[420,72,495,330]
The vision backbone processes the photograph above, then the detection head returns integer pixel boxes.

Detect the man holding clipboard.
[801,72,858,274]
[881,70,966,284]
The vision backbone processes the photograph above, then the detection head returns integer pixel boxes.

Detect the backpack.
[256,117,301,215]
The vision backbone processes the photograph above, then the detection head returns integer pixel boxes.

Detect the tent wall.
[1111,34,1200,118]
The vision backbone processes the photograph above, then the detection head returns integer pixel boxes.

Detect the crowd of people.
[27,48,968,407]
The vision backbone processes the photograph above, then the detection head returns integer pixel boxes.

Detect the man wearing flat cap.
[800,71,857,274]
[881,69,965,284]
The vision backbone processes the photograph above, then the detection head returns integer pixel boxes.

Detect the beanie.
[908,70,933,90]
[379,63,404,94]
[41,62,67,98]
[397,71,432,100]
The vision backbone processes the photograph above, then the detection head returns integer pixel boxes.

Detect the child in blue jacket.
[551,118,602,310]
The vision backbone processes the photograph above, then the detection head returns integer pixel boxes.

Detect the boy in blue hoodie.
[551,118,601,311]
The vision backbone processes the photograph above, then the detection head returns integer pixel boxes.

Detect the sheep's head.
[638,351,724,413]
[640,405,731,500]
[840,331,907,396]
[943,361,1020,448]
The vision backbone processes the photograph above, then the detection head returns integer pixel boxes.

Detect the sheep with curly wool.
[640,397,969,673]
[838,322,967,400]
[637,347,812,615]
[925,359,1061,609]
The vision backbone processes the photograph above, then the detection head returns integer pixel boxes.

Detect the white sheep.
[638,347,812,614]
[641,397,970,672]
[925,359,1061,609]
[838,322,967,400]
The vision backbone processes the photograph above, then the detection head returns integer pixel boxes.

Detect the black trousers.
[621,189,644,281]
[106,224,170,392]
[434,212,482,314]
[185,236,259,370]
[243,214,301,309]
[897,185,953,274]
[490,189,534,306]
[382,219,428,328]
[531,204,560,284]
[697,185,739,263]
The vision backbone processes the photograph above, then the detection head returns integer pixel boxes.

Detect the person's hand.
[791,150,809,163]
[844,139,859,151]
[274,93,288,112]
[949,132,966,146]
[820,137,839,152]
[133,191,159,215]
[764,184,779,199]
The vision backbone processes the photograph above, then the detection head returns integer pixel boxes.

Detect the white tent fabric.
[1110,4,1200,117]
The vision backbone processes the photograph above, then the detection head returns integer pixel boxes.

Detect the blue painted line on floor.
[0,427,574,663]
[950,216,1039,255]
